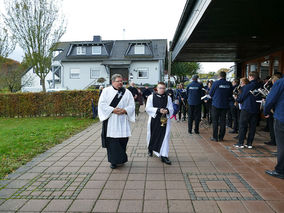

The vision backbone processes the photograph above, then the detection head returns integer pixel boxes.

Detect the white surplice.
[98,86,135,138]
[146,94,173,157]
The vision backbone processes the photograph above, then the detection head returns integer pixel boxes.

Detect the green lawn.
[0,117,97,179]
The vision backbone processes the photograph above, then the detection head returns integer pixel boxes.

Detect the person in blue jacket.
[209,71,233,141]
[234,71,260,148]
[186,75,203,134]
[264,77,284,179]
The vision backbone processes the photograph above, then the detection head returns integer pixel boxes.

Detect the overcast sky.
[0,0,233,73]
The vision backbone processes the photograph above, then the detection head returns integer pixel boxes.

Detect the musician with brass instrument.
[146,82,174,165]
[233,72,260,149]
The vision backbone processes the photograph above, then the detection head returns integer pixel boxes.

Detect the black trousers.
[106,137,128,165]
[212,106,227,140]
[205,101,212,124]
[230,104,239,132]
[274,119,284,174]
[188,104,201,132]
[178,101,187,120]
[268,112,275,144]
[227,107,233,128]
[238,110,258,146]
[202,101,207,118]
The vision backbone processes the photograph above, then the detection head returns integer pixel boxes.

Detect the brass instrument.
[160,114,168,127]
[233,85,241,96]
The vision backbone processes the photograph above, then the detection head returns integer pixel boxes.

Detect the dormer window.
[92,46,102,55]
[134,44,145,54]
[77,46,86,55]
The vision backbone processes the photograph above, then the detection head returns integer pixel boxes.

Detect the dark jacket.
[264,78,284,123]
[186,81,203,105]
[237,80,260,114]
[209,79,233,109]
[128,86,138,101]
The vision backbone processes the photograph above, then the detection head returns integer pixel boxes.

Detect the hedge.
[0,90,99,118]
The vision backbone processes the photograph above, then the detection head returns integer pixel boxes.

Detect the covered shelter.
[170,0,284,79]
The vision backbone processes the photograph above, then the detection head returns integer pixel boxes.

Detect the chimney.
[93,35,102,42]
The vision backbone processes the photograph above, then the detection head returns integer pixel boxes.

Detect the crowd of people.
[98,72,284,179]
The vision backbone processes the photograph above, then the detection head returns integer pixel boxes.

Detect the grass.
[0,117,97,179]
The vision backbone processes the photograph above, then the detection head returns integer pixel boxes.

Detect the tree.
[171,62,200,84]
[0,58,32,92]
[3,0,66,92]
[0,27,15,62]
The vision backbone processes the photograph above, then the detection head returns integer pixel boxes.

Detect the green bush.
[0,90,99,118]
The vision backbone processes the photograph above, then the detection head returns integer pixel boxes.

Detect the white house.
[21,36,167,92]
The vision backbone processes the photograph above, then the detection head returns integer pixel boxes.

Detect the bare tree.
[3,0,66,92]
[0,27,15,63]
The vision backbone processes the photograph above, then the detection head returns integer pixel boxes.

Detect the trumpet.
[233,85,241,96]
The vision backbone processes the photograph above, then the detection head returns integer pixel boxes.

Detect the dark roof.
[170,0,284,62]
[54,39,167,62]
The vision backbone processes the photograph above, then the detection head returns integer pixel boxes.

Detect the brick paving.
[0,109,283,212]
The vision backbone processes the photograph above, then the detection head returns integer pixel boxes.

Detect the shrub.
[0,90,99,118]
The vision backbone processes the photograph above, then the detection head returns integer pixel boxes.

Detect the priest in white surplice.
[98,74,135,169]
[146,82,174,165]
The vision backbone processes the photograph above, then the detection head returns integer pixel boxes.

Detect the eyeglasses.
[157,87,166,90]
[114,80,123,83]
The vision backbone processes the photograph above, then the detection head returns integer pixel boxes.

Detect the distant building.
[21,36,167,92]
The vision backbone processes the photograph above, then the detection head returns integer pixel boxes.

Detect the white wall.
[129,61,160,85]
[62,62,109,90]
[21,68,53,92]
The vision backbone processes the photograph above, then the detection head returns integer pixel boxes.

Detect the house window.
[92,46,102,55]
[137,68,149,79]
[70,68,80,79]
[134,45,145,54]
[90,69,100,79]
[76,46,86,55]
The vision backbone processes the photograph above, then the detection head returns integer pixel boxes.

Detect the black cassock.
[148,93,168,153]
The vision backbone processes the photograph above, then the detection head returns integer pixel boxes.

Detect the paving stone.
[18,199,49,212]
[67,199,95,212]
[42,199,73,212]
[0,199,27,211]
[92,199,119,212]
[118,200,143,212]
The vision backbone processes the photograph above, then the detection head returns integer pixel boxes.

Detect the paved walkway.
[0,110,283,212]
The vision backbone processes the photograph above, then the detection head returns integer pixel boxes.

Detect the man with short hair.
[234,71,260,149]
[98,74,135,169]
[146,82,174,165]
[186,74,203,134]
[209,71,233,142]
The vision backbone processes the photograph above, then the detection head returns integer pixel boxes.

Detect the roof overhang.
[170,0,284,62]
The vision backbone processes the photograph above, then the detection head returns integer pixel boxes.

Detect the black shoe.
[210,137,218,142]
[264,141,276,146]
[188,130,192,134]
[161,156,171,165]
[229,130,238,134]
[218,137,224,142]
[261,128,270,132]
[194,130,199,134]
[110,164,117,169]
[265,170,284,179]
[148,150,153,157]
